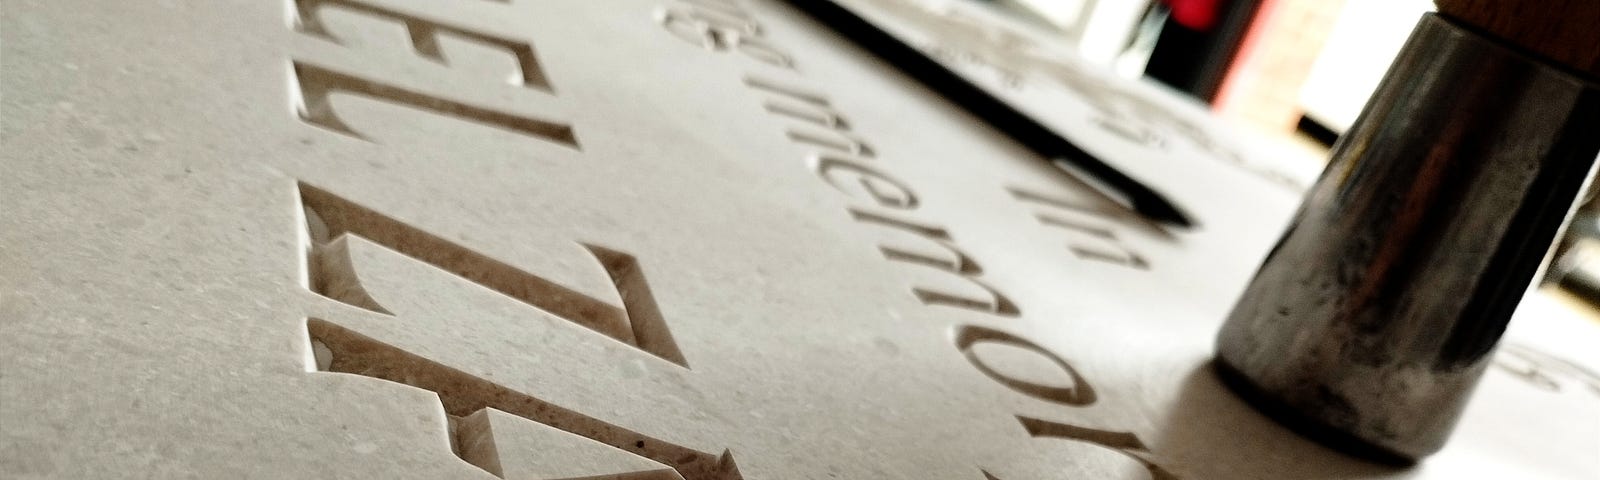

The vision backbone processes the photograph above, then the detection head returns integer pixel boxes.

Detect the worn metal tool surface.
[1216,0,1600,464]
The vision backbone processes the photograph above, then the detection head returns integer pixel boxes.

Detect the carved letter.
[656,5,792,68]
[292,0,549,90]
[814,155,918,209]
[298,182,680,364]
[306,319,742,480]
[290,61,577,147]
[657,7,725,50]
[954,325,1094,406]
[1007,187,1148,270]
[1013,416,1178,480]
[296,182,741,479]
[745,76,874,158]
[851,208,1019,317]
[287,0,576,146]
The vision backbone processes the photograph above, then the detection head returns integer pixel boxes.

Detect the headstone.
[3,0,1596,478]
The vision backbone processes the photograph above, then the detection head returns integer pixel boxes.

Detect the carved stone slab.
[2,0,1596,478]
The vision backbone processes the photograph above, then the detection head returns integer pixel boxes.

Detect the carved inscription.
[1012,416,1179,480]
[288,0,577,147]
[292,0,550,90]
[656,1,1181,477]
[299,182,687,365]
[290,62,577,146]
[955,325,1178,479]
[452,409,684,480]
[851,209,1020,316]
[743,71,1022,318]
[1091,115,1165,149]
[746,77,877,158]
[260,0,1192,476]
[955,325,1095,406]
[305,319,738,480]
[656,0,795,69]
[295,183,740,479]
[1494,343,1600,397]
[978,416,1179,479]
[1009,186,1151,270]
[856,0,1306,190]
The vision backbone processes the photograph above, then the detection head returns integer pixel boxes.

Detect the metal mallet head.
[1213,3,1600,464]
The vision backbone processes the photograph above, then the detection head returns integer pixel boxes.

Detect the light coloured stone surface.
[1,0,1596,479]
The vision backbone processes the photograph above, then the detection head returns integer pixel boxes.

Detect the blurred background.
[983,0,1600,316]
[990,0,1426,141]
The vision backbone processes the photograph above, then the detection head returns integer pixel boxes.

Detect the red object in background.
[1164,0,1227,31]
[1213,0,1345,132]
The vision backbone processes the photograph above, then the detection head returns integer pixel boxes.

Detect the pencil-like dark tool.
[779,0,1195,228]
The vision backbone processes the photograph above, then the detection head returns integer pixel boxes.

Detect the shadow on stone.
[1148,362,1408,479]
